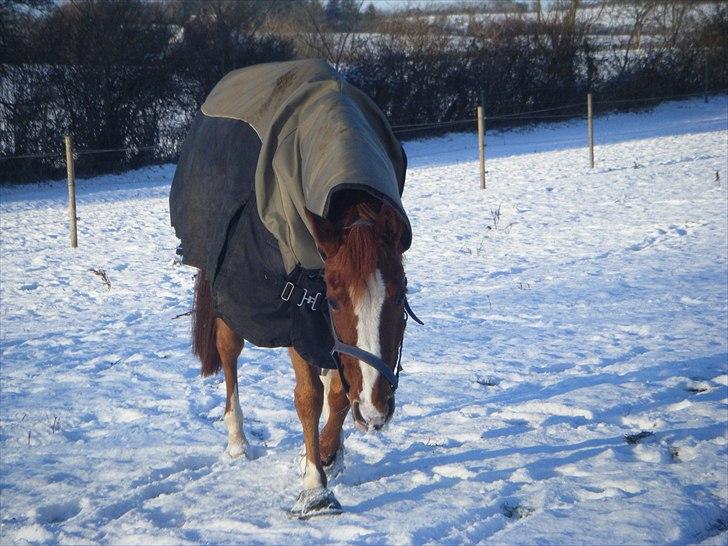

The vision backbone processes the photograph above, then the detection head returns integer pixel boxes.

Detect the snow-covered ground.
[1,97,726,545]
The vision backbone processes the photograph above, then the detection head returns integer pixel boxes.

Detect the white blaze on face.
[352,269,386,424]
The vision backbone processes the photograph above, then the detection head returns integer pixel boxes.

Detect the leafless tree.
[267,0,364,70]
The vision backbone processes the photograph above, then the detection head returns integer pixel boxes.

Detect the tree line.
[1,0,725,183]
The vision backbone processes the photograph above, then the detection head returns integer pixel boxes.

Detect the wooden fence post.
[587,93,594,169]
[64,135,78,248]
[477,105,485,189]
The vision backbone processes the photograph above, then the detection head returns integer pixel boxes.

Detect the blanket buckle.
[281,282,295,302]
[298,289,321,311]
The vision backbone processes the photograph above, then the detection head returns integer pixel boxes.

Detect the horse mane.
[326,200,402,299]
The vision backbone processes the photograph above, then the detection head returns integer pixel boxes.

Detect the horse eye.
[327,298,340,311]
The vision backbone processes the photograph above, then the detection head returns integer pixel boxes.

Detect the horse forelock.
[327,202,401,301]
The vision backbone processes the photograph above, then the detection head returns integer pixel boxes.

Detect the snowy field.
[1,97,727,545]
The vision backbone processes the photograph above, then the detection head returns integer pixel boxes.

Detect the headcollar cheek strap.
[331,351,350,395]
[404,297,424,325]
[332,339,399,391]
[325,303,399,394]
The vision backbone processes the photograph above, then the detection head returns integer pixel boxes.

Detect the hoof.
[323,446,345,481]
[288,487,343,520]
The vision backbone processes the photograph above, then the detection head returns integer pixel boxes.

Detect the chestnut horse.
[191,194,410,517]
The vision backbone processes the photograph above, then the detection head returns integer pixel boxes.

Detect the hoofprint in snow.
[1,97,726,544]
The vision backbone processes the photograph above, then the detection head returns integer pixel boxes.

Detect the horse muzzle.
[351,397,395,433]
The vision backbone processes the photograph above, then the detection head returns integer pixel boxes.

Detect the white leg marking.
[303,458,324,490]
[320,369,332,426]
[318,369,346,460]
[224,385,248,458]
[353,269,386,424]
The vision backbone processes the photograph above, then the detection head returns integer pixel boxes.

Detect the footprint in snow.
[31,500,82,524]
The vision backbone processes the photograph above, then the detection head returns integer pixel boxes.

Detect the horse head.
[307,194,407,432]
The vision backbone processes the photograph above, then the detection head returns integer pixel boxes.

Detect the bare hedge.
[1,1,725,183]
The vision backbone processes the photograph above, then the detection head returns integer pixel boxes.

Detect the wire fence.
[0,146,158,161]
[0,89,724,163]
[5,90,724,245]
[9,109,722,237]
[390,89,725,135]
[405,114,726,161]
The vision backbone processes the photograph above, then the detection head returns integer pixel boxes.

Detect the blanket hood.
[201,59,410,272]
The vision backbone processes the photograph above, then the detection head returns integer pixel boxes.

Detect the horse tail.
[192,269,222,376]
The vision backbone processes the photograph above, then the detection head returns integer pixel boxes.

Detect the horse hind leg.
[215,318,248,458]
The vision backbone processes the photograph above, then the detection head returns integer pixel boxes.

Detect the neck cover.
[201,59,410,272]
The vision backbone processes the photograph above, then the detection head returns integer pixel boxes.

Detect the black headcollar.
[326,296,423,397]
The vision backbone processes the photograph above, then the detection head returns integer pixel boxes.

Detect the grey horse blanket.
[169,59,410,367]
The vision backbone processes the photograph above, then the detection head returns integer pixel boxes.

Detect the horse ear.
[305,209,341,258]
[377,203,403,249]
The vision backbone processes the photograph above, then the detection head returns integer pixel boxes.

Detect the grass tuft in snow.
[473,375,499,387]
[90,267,112,290]
[502,501,535,520]
[624,431,655,445]
[686,379,710,393]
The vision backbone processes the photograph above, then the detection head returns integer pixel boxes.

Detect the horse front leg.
[288,348,342,518]
[215,318,248,458]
